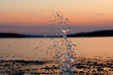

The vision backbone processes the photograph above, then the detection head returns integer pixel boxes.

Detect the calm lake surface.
[0,37,113,61]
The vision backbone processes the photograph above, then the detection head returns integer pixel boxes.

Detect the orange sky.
[0,0,113,34]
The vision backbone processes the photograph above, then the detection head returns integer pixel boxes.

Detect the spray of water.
[49,12,77,74]
[34,11,76,74]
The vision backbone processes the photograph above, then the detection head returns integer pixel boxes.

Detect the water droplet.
[49,26,52,31]
[65,18,68,22]
[8,45,10,47]
[44,35,46,38]
[74,54,76,56]
[49,53,51,56]
[40,41,42,43]
[35,47,38,50]
[73,44,76,47]
[53,45,57,48]
[63,22,65,25]
[71,66,76,72]
[46,51,48,55]
[56,12,60,17]
[17,23,20,25]
[50,38,53,41]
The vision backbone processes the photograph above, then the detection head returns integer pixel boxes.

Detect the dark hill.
[0,30,113,38]
[0,33,26,38]
[67,30,113,37]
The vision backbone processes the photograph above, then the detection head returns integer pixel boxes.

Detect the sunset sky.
[0,0,113,35]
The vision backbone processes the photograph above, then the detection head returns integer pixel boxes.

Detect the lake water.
[0,37,113,61]
[0,37,113,74]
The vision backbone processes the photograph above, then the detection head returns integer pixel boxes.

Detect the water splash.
[34,11,76,74]
[49,12,77,74]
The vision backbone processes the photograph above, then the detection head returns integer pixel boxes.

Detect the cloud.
[93,13,104,16]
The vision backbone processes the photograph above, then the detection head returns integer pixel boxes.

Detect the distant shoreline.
[0,29,113,38]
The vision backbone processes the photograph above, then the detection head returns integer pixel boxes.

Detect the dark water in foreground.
[0,58,113,75]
